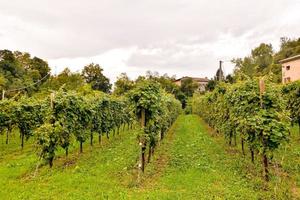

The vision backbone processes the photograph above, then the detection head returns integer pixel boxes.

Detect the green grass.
[0,115,299,199]
[0,127,141,199]
[130,115,263,199]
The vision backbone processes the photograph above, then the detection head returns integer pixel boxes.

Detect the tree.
[180,78,198,97]
[232,43,276,81]
[225,74,234,84]
[114,73,134,95]
[206,79,216,91]
[251,43,274,73]
[42,68,84,91]
[0,50,50,97]
[82,63,112,93]
[275,37,300,62]
[30,57,50,79]
[134,71,186,107]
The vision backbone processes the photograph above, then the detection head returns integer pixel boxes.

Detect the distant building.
[174,76,209,92]
[280,54,300,83]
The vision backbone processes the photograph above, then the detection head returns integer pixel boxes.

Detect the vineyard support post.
[148,146,152,163]
[98,132,102,145]
[21,133,24,149]
[263,154,269,181]
[251,148,255,163]
[2,90,5,100]
[6,128,10,144]
[138,108,146,185]
[241,138,245,156]
[259,79,269,181]
[160,130,164,141]
[6,129,8,144]
[80,141,83,153]
[90,132,93,146]
[137,109,146,183]
[259,79,265,108]
[140,108,146,173]
[50,92,55,109]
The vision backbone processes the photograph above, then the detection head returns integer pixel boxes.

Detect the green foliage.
[128,80,181,150]
[192,80,289,178]
[282,80,300,131]
[274,37,300,62]
[0,49,50,97]
[0,99,16,144]
[13,97,48,148]
[205,79,216,91]
[114,73,134,95]
[35,123,59,167]
[41,68,85,92]
[134,71,185,108]
[0,99,15,132]
[0,87,137,166]
[82,63,112,93]
[180,77,198,97]
[232,43,277,81]
[232,37,300,83]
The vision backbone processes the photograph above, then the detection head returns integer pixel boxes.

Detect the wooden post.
[241,138,245,156]
[259,79,265,107]
[2,90,5,100]
[50,92,55,109]
[251,148,255,163]
[141,109,145,127]
[138,108,146,182]
[140,109,146,172]
[259,79,269,181]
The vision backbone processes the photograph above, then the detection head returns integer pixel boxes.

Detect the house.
[280,54,300,83]
[174,76,209,92]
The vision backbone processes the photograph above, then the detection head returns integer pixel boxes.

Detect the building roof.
[175,76,209,82]
[279,54,300,64]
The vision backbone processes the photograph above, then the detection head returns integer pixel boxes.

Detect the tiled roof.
[279,54,300,64]
[175,76,209,82]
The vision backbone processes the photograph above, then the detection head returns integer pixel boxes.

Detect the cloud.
[0,0,300,82]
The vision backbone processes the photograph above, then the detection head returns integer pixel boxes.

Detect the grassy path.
[131,115,261,199]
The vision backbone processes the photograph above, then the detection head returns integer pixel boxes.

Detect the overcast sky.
[1,0,300,83]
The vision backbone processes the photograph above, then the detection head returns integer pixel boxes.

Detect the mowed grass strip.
[131,115,262,200]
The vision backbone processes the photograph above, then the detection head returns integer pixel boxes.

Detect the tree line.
[1,49,199,110]
[206,37,300,91]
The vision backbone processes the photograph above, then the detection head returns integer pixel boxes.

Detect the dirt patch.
[292,183,300,199]
[225,147,240,154]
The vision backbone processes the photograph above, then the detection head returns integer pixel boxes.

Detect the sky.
[1,0,300,83]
